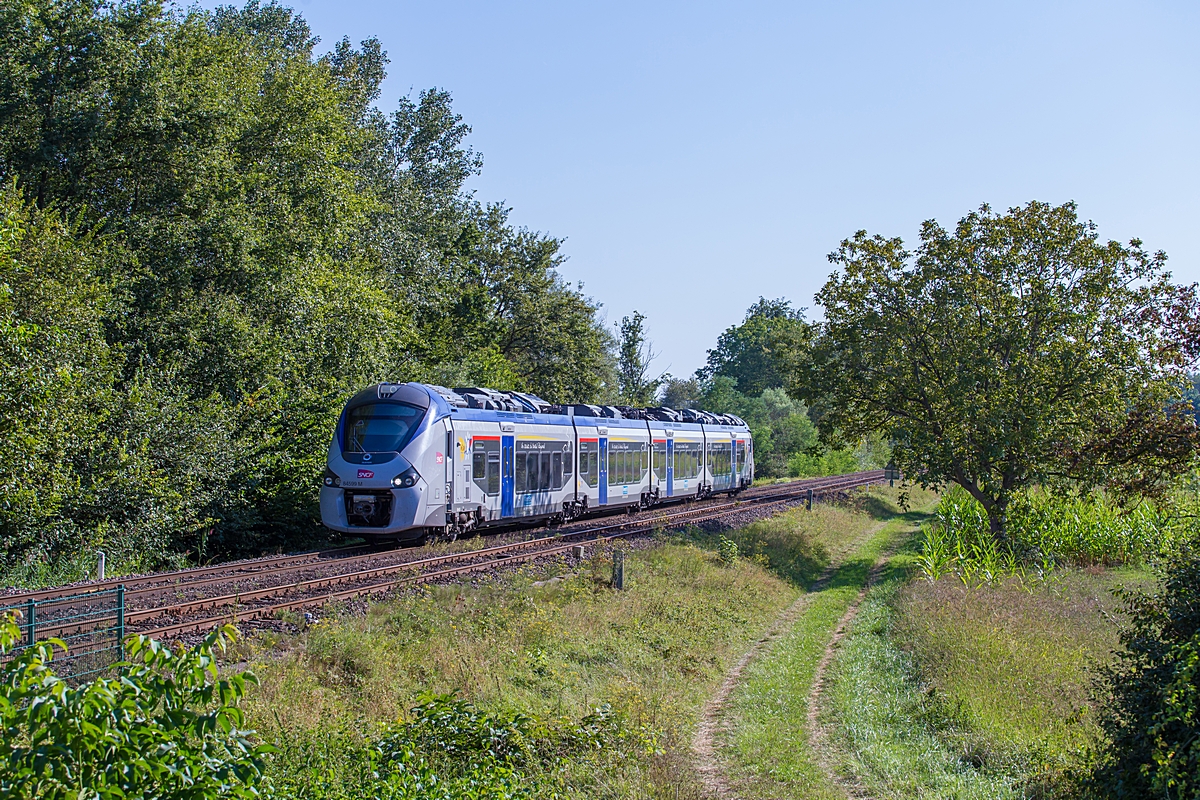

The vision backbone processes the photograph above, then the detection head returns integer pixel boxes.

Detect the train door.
[666,437,674,497]
[599,435,608,505]
[501,434,515,517]
[444,420,454,508]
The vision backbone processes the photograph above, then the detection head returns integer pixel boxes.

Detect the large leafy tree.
[700,297,811,396]
[0,0,616,578]
[809,201,1200,536]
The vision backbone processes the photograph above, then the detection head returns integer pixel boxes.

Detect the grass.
[822,558,1152,799]
[234,486,923,798]
[721,490,939,800]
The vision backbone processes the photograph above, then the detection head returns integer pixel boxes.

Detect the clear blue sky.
[229,1,1200,378]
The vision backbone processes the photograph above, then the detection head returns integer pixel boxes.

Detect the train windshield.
[343,403,424,453]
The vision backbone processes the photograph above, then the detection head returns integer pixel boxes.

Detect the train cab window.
[343,402,424,454]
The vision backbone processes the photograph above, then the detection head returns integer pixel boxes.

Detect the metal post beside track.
[25,598,35,647]
[116,585,125,661]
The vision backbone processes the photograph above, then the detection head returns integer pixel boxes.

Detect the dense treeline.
[660,298,889,479]
[0,0,617,582]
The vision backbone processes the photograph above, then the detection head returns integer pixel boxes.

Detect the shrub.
[0,619,271,800]
[270,693,635,799]
[718,536,739,566]
[1089,538,1200,799]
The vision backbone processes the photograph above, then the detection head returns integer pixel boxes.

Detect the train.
[320,383,755,544]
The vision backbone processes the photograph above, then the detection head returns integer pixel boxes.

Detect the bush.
[270,693,635,799]
[786,448,858,478]
[1089,539,1200,799]
[0,619,271,800]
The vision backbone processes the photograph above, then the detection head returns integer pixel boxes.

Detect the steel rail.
[139,472,885,640]
[5,472,880,608]
[27,471,886,641]
[40,474,873,639]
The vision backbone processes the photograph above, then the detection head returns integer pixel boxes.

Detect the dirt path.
[803,553,894,800]
[691,522,887,800]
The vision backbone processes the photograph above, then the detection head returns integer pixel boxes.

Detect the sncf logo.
[357,469,374,479]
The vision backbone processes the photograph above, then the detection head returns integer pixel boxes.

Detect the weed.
[718,537,739,566]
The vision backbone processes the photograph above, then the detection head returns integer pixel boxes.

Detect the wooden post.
[806,488,813,511]
[612,549,625,590]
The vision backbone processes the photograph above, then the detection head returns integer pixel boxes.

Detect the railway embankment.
[228,484,932,798]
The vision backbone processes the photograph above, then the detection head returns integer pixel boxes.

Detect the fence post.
[97,550,106,581]
[25,598,35,647]
[806,488,813,511]
[611,549,625,590]
[116,585,125,661]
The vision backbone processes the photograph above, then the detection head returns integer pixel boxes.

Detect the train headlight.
[323,467,341,487]
[392,466,420,488]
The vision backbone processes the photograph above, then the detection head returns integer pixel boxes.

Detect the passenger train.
[321,383,755,544]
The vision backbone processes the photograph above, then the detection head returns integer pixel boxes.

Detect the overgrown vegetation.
[238,488,915,797]
[0,621,270,800]
[1089,534,1200,799]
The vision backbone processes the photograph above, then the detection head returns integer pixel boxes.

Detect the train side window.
[552,451,563,487]
[487,452,500,495]
[540,453,551,490]
[564,449,573,476]
[473,451,486,480]
[521,454,532,493]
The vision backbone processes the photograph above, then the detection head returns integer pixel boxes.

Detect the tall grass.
[916,487,1182,584]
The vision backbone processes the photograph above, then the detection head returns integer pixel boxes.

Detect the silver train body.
[321,383,755,543]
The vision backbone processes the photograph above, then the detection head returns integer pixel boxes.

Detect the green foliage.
[0,619,271,800]
[916,487,1178,585]
[1090,537,1200,799]
[810,201,1200,537]
[615,310,660,405]
[786,448,858,478]
[0,0,617,580]
[700,297,812,396]
[718,536,739,566]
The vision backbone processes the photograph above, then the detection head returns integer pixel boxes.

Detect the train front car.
[321,383,451,544]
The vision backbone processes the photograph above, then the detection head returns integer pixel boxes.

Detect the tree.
[700,297,811,395]
[616,310,660,406]
[809,201,1200,537]
[659,376,702,410]
[0,0,621,576]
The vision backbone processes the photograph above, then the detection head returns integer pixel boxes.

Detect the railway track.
[8,471,887,647]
